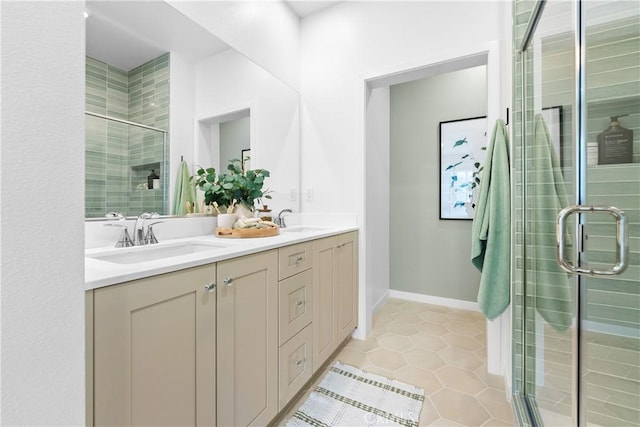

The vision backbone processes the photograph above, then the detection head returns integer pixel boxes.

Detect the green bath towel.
[530,114,572,333]
[471,119,511,320]
[172,160,197,216]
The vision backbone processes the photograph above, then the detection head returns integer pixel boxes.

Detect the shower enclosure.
[85,112,168,218]
[513,0,639,425]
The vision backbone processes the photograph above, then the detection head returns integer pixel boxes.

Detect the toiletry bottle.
[148,170,159,189]
[597,115,633,165]
[258,205,273,222]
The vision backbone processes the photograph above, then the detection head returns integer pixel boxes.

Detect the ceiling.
[284,1,342,18]
[85,1,229,71]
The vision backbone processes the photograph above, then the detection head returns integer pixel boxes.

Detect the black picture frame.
[439,116,488,220]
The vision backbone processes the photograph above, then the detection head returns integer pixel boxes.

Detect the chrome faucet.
[104,211,134,247]
[134,212,160,245]
[276,209,293,228]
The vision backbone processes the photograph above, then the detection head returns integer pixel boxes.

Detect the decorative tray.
[215,226,280,238]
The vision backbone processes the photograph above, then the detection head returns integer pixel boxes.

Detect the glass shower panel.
[522,1,578,424]
[582,2,640,425]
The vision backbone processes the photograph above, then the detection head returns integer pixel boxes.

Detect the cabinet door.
[93,264,216,427]
[312,236,338,371]
[217,250,278,426]
[336,232,358,342]
[279,269,313,345]
[278,324,313,410]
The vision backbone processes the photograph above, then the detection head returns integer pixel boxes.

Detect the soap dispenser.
[147,169,160,189]
[597,115,633,165]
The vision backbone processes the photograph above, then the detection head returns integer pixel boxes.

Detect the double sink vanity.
[85,223,359,426]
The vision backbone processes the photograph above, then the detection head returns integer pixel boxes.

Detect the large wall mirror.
[85,0,300,219]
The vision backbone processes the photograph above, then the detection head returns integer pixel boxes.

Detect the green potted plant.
[193,159,271,213]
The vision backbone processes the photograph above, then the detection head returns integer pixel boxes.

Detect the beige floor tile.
[378,334,414,352]
[438,346,484,370]
[477,388,516,422]
[280,300,514,427]
[394,365,443,395]
[419,311,451,324]
[345,336,380,353]
[416,321,449,337]
[335,347,369,369]
[418,398,440,426]
[481,417,516,426]
[431,388,491,426]
[367,348,407,371]
[445,320,484,336]
[428,418,465,426]
[386,321,419,336]
[393,311,424,325]
[434,365,488,395]
[443,332,484,350]
[411,332,448,352]
[403,348,446,371]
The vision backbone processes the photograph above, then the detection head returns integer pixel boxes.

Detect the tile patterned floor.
[280,298,516,426]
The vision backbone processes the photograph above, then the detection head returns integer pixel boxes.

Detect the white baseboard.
[372,290,390,315]
[388,289,480,312]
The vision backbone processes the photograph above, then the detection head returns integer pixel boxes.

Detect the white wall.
[220,116,250,168]
[167,0,300,90]
[389,66,486,302]
[300,1,508,336]
[0,2,86,424]
[365,86,391,312]
[169,52,196,214]
[194,48,300,213]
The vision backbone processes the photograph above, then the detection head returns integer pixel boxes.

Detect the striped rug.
[286,362,424,427]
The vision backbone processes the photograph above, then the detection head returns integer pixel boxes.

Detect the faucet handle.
[105,211,126,220]
[145,221,164,245]
[104,223,134,247]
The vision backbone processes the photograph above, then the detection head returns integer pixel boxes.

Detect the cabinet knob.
[296,255,304,263]
[295,359,305,368]
[296,300,304,308]
[204,282,216,293]
[223,277,234,287]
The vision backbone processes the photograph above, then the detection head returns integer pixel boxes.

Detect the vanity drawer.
[279,242,312,280]
[278,324,313,410]
[279,269,313,345]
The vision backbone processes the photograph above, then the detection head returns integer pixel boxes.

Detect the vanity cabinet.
[88,230,358,426]
[92,264,216,427]
[216,250,279,426]
[312,232,358,371]
[277,242,314,409]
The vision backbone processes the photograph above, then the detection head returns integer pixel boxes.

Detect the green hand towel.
[172,160,197,216]
[471,119,511,320]
[531,113,572,333]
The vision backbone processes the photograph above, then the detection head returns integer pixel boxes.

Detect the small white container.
[217,213,236,229]
[587,142,599,166]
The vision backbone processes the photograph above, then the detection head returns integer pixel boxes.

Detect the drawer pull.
[295,255,304,263]
[223,277,234,287]
[204,282,216,293]
[295,359,305,368]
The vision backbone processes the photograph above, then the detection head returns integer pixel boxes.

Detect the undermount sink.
[281,225,329,233]
[87,241,227,264]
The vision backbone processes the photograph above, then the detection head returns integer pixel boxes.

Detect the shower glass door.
[519,0,640,425]
[581,1,639,425]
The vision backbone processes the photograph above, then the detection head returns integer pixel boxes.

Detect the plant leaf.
[453,138,467,147]
[445,161,463,171]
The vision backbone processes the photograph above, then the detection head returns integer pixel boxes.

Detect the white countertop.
[85,225,358,290]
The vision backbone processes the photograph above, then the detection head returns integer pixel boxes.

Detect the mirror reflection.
[85,0,300,219]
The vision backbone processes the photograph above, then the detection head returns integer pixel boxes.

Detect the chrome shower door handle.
[556,205,628,276]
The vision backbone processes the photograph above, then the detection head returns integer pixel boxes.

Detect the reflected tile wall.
[85,54,169,218]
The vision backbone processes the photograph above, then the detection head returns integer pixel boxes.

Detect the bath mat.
[286,362,424,427]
